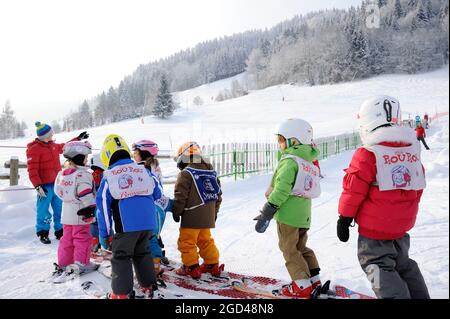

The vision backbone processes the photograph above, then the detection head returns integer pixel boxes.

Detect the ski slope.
[0,67,448,299]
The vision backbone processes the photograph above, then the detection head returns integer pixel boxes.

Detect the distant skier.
[53,140,98,278]
[416,123,430,150]
[337,96,430,299]
[132,139,173,274]
[96,134,163,299]
[254,118,322,299]
[172,142,223,279]
[26,121,89,244]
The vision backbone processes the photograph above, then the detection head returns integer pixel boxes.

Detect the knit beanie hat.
[35,121,53,140]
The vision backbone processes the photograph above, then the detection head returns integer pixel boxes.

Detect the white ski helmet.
[63,141,92,159]
[276,118,314,145]
[358,96,401,137]
[90,153,106,171]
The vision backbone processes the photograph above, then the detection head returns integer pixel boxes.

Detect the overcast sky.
[0,0,363,124]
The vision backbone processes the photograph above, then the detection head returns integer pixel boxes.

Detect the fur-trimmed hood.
[362,125,417,147]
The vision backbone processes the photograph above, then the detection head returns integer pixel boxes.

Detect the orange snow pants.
[177,228,220,267]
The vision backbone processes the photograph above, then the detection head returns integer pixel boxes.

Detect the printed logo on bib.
[392,165,412,188]
[105,163,154,200]
[119,174,134,190]
[304,175,314,192]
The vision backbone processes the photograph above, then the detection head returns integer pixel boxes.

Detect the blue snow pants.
[149,205,167,259]
[36,183,63,233]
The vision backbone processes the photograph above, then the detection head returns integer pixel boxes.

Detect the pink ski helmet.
[132,140,159,156]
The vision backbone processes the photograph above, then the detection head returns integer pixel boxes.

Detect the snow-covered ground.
[0,67,448,298]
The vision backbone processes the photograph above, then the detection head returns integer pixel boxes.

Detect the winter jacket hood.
[362,125,416,146]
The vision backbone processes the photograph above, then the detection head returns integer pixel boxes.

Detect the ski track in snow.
[0,68,448,299]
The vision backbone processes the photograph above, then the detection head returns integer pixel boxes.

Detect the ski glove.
[35,185,48,199]
[77,205,96,223]
[77,131,90,141]
[254,202,278,233]
[337,216,354,242]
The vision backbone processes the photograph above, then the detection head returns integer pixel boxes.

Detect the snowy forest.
[0,101,27,140]
[1,0,448,137]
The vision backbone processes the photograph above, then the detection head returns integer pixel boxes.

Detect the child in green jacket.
[254,118,322,299]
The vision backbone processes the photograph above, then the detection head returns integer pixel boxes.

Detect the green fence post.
[233,149,237,181]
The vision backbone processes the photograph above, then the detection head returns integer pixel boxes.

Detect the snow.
[0,67,448,298]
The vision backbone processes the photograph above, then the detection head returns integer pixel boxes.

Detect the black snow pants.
[417,137,430,150]
[111,230,156,295]
[358,233,430,299]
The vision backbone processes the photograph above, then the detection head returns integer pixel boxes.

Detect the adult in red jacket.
[337,96,429,299]
[26,121,89,244]
[415,123,430,150]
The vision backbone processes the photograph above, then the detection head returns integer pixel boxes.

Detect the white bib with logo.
[281,154,321,199]
[365,144,426,191]
[104,163,154,200]
[55,171,78,203]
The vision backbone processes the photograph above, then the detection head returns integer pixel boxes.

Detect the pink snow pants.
[58,224,91,267]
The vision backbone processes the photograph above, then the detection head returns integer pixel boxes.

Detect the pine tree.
[78,100,93,129]
[106,87,120,122]
[415,0,431,27]
[378,0,388,7]
[94,92,108,126]
[153,75,175,119]
[394,0,404,18]
[408,0,418,10]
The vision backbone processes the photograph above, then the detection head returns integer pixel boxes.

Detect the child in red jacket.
[26,121,89,244]
[337,96,430,299]
[415,123,430,150]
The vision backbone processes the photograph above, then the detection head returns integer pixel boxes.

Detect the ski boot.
[200,263,225,277]
[138,284,164,299]
[51,263,65,279]
[74,261,100,275]
[55,229,63,240]
[37,230,51,245]
[176,264,201,279]
[160,251,170,266]
[277,280,313,299]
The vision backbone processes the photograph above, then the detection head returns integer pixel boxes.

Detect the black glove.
[77,206,96,223]
[253,202,278,233]
[173,213,181,223]
[77,131,89,140]
[337,216,354,242]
